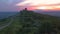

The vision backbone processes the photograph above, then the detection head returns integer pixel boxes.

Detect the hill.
[0,8,60,34]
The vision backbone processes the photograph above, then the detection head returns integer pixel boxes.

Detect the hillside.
[0,8,60,34]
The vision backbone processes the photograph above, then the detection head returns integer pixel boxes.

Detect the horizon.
[0,9,60,12]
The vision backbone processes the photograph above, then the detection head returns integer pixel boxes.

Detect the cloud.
[16,0,60,6]
[16,0,60,10]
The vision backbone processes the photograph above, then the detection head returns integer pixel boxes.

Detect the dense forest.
[0,8,60,34]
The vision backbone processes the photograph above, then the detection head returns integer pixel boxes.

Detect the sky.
[0,0,60,11]
[0,0,22,11]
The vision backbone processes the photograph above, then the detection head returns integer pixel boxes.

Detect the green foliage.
[0,9,60,34]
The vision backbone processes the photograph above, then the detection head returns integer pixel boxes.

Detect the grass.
[0,10,60,34]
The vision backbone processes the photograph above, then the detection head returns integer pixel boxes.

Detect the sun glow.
[16,0,60,10]
[37,7,47,9]
[36,6,54,10]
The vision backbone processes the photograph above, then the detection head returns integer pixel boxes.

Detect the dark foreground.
[0,9,60,34]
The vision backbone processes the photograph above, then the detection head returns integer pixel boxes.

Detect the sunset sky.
[0,0,60,11]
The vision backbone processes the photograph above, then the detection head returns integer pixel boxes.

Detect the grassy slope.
[0,10,60,34]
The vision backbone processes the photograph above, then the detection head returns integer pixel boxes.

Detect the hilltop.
[0,8,60,34]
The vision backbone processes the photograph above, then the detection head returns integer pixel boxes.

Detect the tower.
[25,8,27,10]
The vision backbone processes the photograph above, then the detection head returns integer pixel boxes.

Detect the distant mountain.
[34,10,60,17]
[0,8,60,34]
[0,12,18,19]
